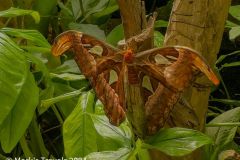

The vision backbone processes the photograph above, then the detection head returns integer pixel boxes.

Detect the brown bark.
[151,0,231,160]
[117,0,145,39]
[117,0,153,138]
[164,0,231,134]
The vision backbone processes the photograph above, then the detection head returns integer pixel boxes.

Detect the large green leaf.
[0,27,50,48]
[85,148,131,160]
[0,33,39,153]
[0,7,40,23]
[63,91,98,158]
[142,128,213,156]
[92,102,132,151]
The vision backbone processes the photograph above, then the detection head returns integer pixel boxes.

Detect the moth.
[52,26,219,136]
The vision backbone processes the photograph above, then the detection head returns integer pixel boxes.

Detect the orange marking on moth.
[124,49,134,63]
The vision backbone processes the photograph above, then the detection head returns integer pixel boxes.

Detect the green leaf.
[23,51,50,83]
[40,87,85,114]
[92,102,132,151]
[225,20,239,28]
[69,23,106,40]
[0,27,50,48]
[129,139,151,160]
[0,7,40,23]
[58,1,73,17]
[154,31,164,47]
[229,5,240,21]
[91,115,132,148]
[63,91,98,158]
[0,27,59,70]
[106,24,124,46]
[205,107,240,159]
[85,148,131,160]
[0,33,39,153]
[52,59,81,74]
[94,100,105,115]
[216,50,240,66]
[220,61,240,69]
[229,26,240,41]
[92,0,119,18]
[51,73,88,89]
[143,128,213,157]
[210,99,240,106]
[154,20,169,28]
[71,0,110,22]
[24,0,58,34]
[206,107,240,146]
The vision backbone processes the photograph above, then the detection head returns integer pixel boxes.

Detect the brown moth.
[51,29,219,135]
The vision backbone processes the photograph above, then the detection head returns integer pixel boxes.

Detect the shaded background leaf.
[0,7,40,23]
[69,23,105,40]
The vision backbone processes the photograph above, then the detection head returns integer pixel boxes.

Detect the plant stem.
[52,105,64,124]
[42,124,61,134]
[206,122,240,127]
[4,17,12,27]
[20,136,34,158]
[128,139,141,160]
[28,114,55,158]
[40,87,87,110]
[215,67,231,99]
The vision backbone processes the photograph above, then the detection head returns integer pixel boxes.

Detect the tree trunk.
[117,0,153,138]
[151,0,231,160]
[117,0,231,159]
[165,0,230,136]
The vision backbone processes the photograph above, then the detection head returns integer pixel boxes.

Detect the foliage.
[0,0,239,159]
[205,3,240,159]
[205,107,240,160]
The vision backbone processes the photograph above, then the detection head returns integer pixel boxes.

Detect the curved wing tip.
[51,47,59,56]
[212,76,220,86]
